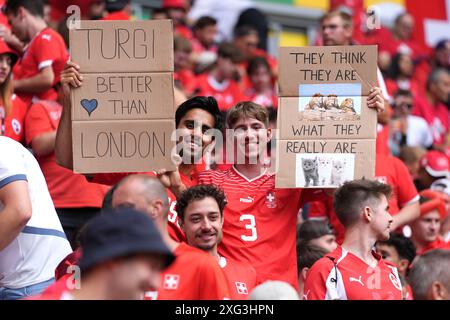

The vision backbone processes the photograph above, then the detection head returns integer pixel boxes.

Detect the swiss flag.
[163,274,180,290]
[235,282,248,295]
[406,0,450,48]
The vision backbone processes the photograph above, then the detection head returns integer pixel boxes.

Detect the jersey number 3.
[240,214,257,241]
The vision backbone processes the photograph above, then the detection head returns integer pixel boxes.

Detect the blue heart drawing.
[80,99,98,116]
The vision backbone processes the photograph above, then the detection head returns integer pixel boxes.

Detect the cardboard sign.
[72,120,176,173]
[70,20,173,73]
[278,46,377,96]
[275,139,376,188]
[276,45,378,188]
[72,72,174,121]
[70,20,176,173]
[278,96,376,140]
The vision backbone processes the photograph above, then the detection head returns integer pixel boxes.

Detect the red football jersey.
[13,28,68,104]
[198,166,326,288]
[304,246,403,300]
[0,94,28,143]
[25,100,109,208]
[219,256,257,300]
[144,243,230,300]
[196,74,246,111]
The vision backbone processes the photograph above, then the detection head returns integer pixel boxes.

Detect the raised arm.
[55,61,82,169]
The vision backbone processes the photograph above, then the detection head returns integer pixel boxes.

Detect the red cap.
[420,150,450,178]
[162,0,187,9]
[419,189,447,219]
[0,38,18,67]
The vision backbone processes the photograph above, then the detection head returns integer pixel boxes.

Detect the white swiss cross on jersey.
[235,282,248,295]
[163,274,180,290]
[265,191,277,208]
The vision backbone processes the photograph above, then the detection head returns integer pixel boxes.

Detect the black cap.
[78,208,175,272]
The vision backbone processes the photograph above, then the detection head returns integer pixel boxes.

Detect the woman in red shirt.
[0,38,28,143]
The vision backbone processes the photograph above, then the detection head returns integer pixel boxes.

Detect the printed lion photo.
[302,93,360,121]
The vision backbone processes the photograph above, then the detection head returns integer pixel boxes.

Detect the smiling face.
[180,197,223,252]
[177,108,216,164]
[231,117,271,163]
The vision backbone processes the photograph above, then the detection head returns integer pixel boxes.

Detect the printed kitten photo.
[317,157,332,186]
[302,157,319,187]
[330,159,346,186]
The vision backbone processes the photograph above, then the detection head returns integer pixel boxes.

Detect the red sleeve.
[25,103,54,146]
[199,255,231,300]
[393,156,419,207]
[303,257,333,300]
[33,32,67,70]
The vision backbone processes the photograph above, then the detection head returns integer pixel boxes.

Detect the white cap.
[430,178,450,196]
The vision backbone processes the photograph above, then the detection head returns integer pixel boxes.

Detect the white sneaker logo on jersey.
[235,282,248,295]
[163,274,180,290]
[240,196,254,203]
[349,276,364,286]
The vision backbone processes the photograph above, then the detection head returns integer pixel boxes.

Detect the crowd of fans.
[1,0,450,300]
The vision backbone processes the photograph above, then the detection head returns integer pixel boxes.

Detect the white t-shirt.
[0,136,72,289]
[406,115,434,148]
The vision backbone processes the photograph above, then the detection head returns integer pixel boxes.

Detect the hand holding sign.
[61,61,83,93]
[367,87,385,113]
[156,154,186,197]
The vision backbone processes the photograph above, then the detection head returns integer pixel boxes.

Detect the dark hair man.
[304,179,403,300]
[177,184,257,299]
